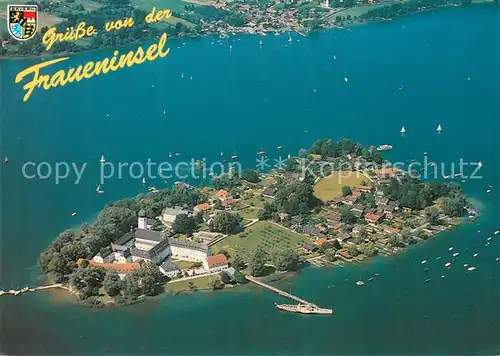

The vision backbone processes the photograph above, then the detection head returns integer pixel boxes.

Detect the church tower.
[138,209,147,230]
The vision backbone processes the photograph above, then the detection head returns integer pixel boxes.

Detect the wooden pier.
[245,275,314,305]
[0,283,66,297]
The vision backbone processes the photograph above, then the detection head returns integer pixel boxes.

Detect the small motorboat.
[473,253,479,258]
[452,252,459,257]
[423,268,429,272]
[356,281,364,286]
[424,278,431,283]
[448,247,454,251]
[467,266,476,271]
[445,262,452,268]
[421,260,427,264]
[71,212,77,216]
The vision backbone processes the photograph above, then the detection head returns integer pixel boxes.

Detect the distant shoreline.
[1,2,495,61]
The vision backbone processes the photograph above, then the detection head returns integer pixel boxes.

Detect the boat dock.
[0,283,66,297]
[245,275,313,305]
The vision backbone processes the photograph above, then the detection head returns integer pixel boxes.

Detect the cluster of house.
[90,209,229,279]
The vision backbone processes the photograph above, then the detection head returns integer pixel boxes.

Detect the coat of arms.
[7,5,38,41]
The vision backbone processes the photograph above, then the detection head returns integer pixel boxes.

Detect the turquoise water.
[1,5,499,354]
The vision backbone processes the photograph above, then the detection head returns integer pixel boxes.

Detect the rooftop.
[168,238,209,253]
[206,254,228,268]
[163,207,189,216]
[135,228,165,243]
[87,259,141,274]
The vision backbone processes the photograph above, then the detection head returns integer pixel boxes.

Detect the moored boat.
[275,303,332,315]
[377,144,393,151]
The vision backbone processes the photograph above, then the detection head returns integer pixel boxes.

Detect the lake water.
[0,4,499,354]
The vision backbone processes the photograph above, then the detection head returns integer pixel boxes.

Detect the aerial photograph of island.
[0,0,499,353]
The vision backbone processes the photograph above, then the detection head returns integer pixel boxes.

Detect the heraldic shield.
[7,5,38,41]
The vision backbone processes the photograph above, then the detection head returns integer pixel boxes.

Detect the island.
[0,0,496,58]
[36,137,475,307]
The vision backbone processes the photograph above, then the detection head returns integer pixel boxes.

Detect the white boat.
[71,212,76,216]
[4,156,8,164]
[448,247,454,251]
[288,35,292,42]
[486,189,491,193]
[220,151,224,156]
[473,253,479,258]
[487,237,492,241]
[344,77,348,83]
[168,152,172,158]
[277,145,282,150]
[175,152,180,156]
[142,177,146,184]
[333,54,337,60]
[445,262,452,267]
[478,161,483,167]
[436,124,442,132]
[229,45,232,50]
[400,126,406,134]
[96,185,104,194]
[356,281,364,286]
[163,109,166,115]
[467,266,476,271]
[452,252,459,257]
[100,155,105,164]
[377,144,393,151]
[275,303,332,315]
[181,72,184,79]
[464,264,468,268]
[259,40,263,46]
[421,260,427,264]
[494,230,499,235]
[189,76,193,80]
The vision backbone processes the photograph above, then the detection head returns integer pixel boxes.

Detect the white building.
[168,238,210,262]
[159,260,181,278]
[203,253,229,273]
[162,207,190,223]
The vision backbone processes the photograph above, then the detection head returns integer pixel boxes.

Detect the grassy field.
[129,0,188,13]
[314,171,370,201]
[212,221,311,259]
[172,260,199,269]
[164,274,220,292]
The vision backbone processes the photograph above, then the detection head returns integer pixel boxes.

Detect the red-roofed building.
[365,213,382,224]
[216,189,232,202]
[194,203,210,213]
[83,259,141,278]
[203,254,228,272]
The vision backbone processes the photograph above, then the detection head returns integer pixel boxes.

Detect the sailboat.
[229,45,232,51]
[181,72,184,79]
[163,109,166,115]
[400,126,406,135]
[344,77,348,83]
[288,35,292,43]
[478,160,483,168]
[96,185,104,194]
[169,152,173,158]
[220,151,224,156]
[142,177,146,184]
[259,40,263,46]
[4,156,8,164]
[436,124,442,134]
[100,155,105,164]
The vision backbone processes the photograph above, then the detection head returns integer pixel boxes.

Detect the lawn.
[212,221,311,259]
[172,259,199,269]
[314,171,370,201]
[129,0,188,13]
[164,274,219,292]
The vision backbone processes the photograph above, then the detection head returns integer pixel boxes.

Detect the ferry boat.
[275,303,332,315]
[377,144,393,151]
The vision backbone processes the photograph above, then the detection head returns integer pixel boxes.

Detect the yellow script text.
[145,7,172,23]
[105,17,135,32]
[15,33,170,102]
[42,22,97,51]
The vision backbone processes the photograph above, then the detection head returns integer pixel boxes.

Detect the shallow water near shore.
[1,4,499,355]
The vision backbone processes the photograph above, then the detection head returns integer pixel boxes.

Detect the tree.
[347,244,359,257]
[248,248,268,277]
[231,254,246,270]
[233,270,246,284]
[211,278,224,290]
[210,212,242,234]
[342,186,352,196]
[69,266,105,299]
[340,207,357,224]
[324,249,337,262]
[241,169,261,183]
[274,182,321,215]
[271,248,300,272]
[220,271,232,284]
[358,242,378,257]
[442,195,466,217]
[98,206,137,233]
[103,269,122,297]
[194,212,204,224]
[136,262,165,296]
[172,213,197,235]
